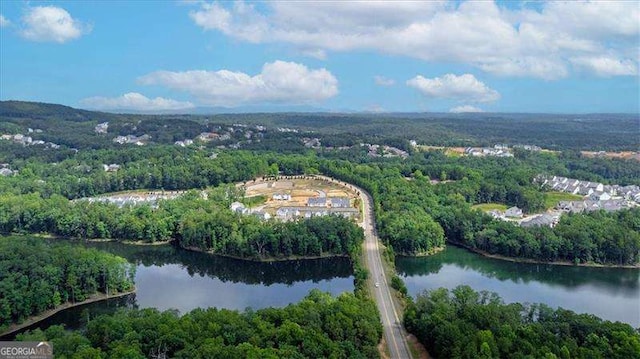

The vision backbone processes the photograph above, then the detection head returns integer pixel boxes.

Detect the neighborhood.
[231,195,358,221]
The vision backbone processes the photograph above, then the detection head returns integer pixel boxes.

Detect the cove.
[5,241,353,338]
[396,245,640,328]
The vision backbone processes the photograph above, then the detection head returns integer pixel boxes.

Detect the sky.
[0,0,639,114]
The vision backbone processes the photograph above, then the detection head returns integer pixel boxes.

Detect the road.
[315,175,413,359]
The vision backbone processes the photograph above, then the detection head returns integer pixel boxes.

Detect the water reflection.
[5,241,353,337]
[396,245,640,327]
[84,241,353,286]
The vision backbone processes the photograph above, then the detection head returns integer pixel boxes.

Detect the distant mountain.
[0,101,117,121]
[78,104,334,115]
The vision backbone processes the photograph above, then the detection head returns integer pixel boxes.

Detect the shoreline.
[182,246,349,262]
[19,233,174,246]
[449,242,640,269]
[396,246,446,258]
[7,233,349,262]
[0,288,136,338]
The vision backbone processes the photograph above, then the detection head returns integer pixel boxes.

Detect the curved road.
[315,175,413,359]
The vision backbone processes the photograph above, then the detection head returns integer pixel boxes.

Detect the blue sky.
[0,1,638,113]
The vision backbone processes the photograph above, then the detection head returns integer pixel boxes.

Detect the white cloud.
[407,74,500,103]
[0,14,10,27]
[138,60,338,107]
[189,1,640,79]
[450,105,484,113]
[20,6,90,43]
[374,76,395,86]
[570,56,638,77]
[300,48,327,60]
[80,92,195,111]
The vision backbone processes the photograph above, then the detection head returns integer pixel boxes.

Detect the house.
[504,206,523,218]
[103,164,120,172]
[0,168,14,176]
[576,186,594,196]
[307,197,327,207]
[230,202,247,214]
[198,132,221,142]
[602,200,624,212]
[276,207,298,219]
[589,191,611,201]
[330,197,350,208]
[253,211,271,221]
[521,213,560,228]
[585,182,604,192]
[94,122,109,134]
[272,193,291,201]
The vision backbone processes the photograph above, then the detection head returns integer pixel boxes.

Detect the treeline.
[318,157,640,265]
[1,144,638,263]
[0,148,270,199]
[17,289,382,358]
[463,208,640,265]
[405,286,640,359]
[0,237,135,331]
[0,189,364,260]
[180,210,364,259]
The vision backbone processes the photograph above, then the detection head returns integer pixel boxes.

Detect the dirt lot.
[581,151,640,161]
[244,178,357,214]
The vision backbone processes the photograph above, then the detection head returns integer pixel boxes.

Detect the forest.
[17,290,382,359]
[0,189,364,260]
[0,144,638,264]
[0,237,135,332]
[404,286,640,358]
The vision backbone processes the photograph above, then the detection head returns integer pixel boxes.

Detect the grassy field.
[472,203,508,211]
[544,191,583,209]
[242,195,267,208]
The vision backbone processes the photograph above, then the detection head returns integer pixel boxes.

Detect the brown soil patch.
[407,334,431,359]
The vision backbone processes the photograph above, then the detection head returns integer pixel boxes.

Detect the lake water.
[7,241,354,337]
[396,245,640,328]
[7,241,638,339]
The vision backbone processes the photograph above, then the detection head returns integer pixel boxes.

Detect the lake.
[396,245,640,328]
[7,241,354,337]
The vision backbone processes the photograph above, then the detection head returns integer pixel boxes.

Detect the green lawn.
[472,203,508,212]
[544,191,583,209]
[242,195,267,208]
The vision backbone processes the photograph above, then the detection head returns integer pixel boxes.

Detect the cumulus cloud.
[20,6,90,43]
[0,14,10,27]
[188,1,639,79]
[138,60,338,107]
[374,76,395,86]
[570,56,638,77]
[450,105,484,113]
[407,74,500,103]
[80,92,195,111]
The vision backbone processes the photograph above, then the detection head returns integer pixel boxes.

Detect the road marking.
[314,176,412,358]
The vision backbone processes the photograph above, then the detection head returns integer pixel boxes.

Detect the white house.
[230,202,247,213]
[505,206,523,218]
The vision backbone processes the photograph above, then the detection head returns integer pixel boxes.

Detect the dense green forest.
[404,286,640,358]
[1,145,638,263]
[0,237,135,331]
[465,209,640,265]
[17,290,382,359]
[319,158,640,264]
[0,189,363,260]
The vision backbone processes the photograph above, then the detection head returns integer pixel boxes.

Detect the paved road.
[315,176,412,359]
